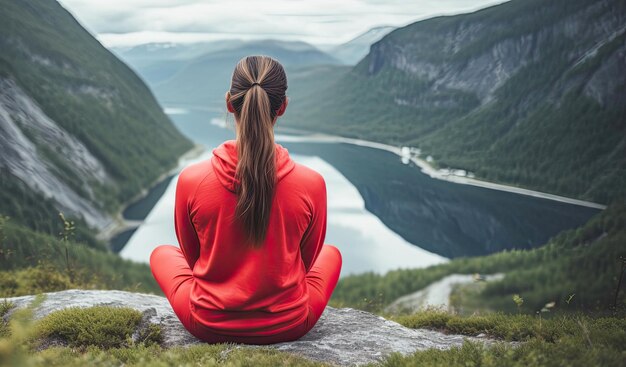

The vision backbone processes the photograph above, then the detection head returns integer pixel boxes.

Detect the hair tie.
[251,82,261,87]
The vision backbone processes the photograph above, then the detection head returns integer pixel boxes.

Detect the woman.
[150,55,342,344]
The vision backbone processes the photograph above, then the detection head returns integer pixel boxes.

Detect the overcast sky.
[59,0,508,48]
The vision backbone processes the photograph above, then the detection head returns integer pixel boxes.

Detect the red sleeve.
[174,169,201,269]
[300,174,327,273]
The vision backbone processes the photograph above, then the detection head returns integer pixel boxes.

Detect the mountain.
[112,41,241,63]
[282,0,626,205]
[0,0,193,238]
[111,40,246,85]
[146,40,340,107]
[331,26,396,65]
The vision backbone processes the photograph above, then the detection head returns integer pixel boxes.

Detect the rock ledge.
[5,290,500,366]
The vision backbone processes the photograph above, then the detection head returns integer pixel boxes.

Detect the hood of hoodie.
[211,139,296,193]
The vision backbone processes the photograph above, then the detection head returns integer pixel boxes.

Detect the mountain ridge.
[151,39,341,106]
[330,25,396,65]
[282,0,626,204]
[0,0,193,237]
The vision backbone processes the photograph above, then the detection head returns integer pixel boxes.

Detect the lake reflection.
[116,106,600,275]
[120,150,448,276]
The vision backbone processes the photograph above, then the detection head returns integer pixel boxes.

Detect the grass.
[376,335,625,367]
[374,309,626,367]
[449,281,498,315]
[330,200,626,314]
[34,306,161,349]
[30,344,328,367]
[0,302,624,366]
[0,303,327,367]
[391,308,626,343]
[0,199,622,366]
[0,219,161,298]
[0,186,621,367]
[0,300,13,338]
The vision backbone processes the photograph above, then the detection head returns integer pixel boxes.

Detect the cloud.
[58,0,509,47]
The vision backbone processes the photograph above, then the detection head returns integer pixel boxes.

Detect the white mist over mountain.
[58,0,509,48]
[328,26,397,64]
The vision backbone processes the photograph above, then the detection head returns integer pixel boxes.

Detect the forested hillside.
[283,0,626,204]
[332,199,626,313]
[0,0,193,239]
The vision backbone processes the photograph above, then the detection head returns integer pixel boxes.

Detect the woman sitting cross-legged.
[150,55,342,345]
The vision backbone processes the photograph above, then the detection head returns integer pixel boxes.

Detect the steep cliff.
[284,0,626,204]
[0,0,193,235]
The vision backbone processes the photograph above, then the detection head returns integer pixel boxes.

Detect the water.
[116,106,600,276]
[275,141,600,258]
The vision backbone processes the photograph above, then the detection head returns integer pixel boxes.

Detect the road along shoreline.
[274,126,606,210]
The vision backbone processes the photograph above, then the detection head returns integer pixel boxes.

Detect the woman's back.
[174,139,327,335]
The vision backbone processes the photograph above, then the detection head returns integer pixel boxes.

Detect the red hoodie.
[173,139,327,336]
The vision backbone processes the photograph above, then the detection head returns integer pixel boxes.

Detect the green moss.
[3,307,623,367]
[378,335,625,367]
[0,296,624,367]
[375,310,626,367]
[139,323,163,347]
[29,343,328,367]
[34,306,157,349]
[391,309,626,344]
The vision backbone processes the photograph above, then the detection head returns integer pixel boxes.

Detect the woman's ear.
[225,91,235,113]
[276,96,289,117]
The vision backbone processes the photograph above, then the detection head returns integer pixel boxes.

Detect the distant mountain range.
[111,40,245,85]
[103,0,626,207]
[0,0,193,238]
[112,28,395,108]
[152,40,341,107]
[282,0,626,204]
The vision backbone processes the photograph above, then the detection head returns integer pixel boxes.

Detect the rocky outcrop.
[4,290,503,366]
[0,0,193,233]
[0,78,113,230]
[366,0,626,107]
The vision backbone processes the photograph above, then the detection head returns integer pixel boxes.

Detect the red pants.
[150,244,342,344]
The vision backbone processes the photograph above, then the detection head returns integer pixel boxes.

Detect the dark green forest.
[332,200,626,314]
[282,0,626,205]
[0,0,193,238]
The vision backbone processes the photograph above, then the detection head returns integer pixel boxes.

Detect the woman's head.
[227,55,288,123]
[226,55,288,245]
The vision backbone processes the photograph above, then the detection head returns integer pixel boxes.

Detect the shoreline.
[99,118,604,246]
[97,143,206,243]
[274,126,607,210]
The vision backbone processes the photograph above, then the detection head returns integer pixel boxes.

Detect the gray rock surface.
[367,0,626,107]
[0,77,113,230]
[5,290,502,366]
